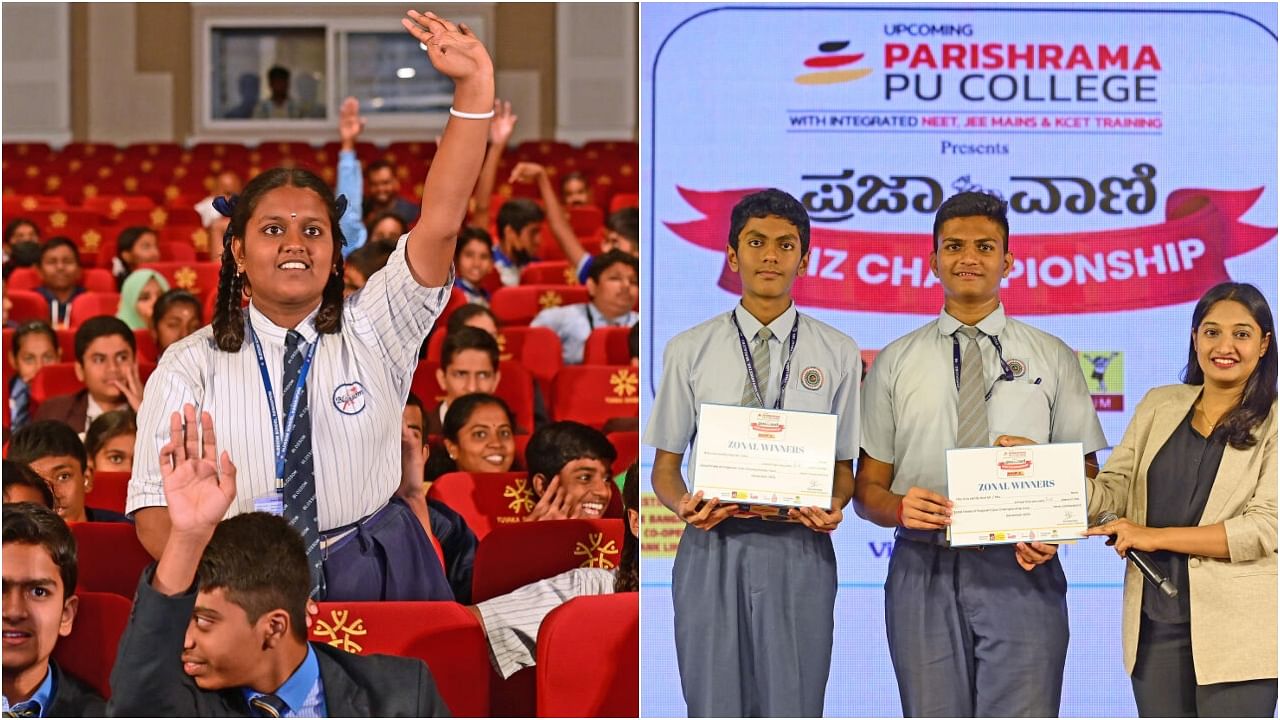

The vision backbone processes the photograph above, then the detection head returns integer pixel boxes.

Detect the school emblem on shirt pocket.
[333,382,367,415]
[800,367,824,391]
[1007,359,1027,378]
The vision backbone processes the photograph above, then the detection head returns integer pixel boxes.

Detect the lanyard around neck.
[248,321,317,491]
[731,310,800,410]
[951,330,1015,401]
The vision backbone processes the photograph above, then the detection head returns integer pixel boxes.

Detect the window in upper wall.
[209,26,328,121]
[342,31,455,115]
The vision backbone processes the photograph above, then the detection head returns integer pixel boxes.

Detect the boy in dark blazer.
[2,503,107,717]
[108,404,450,718]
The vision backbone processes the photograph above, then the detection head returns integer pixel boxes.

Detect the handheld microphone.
[1095,512,1178,598]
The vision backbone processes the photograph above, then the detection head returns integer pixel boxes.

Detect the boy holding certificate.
[645,189,861,717]
[853,191,1107,717]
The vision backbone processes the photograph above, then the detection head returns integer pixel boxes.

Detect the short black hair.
[441,326,499,370]
[525,421,616,494]
[366,159,395,177]
[10,320,58,358]
[364,211,409,239]
[4,218,39,245]
[3,460,55,509]
[2,502,77,596]
[116,226,155,256]
[496,198,545,236]
[40,236,81,266]
[932,191,1009,253]
[84,409,137,461]
[197,513,311,641]
[74,316,135,364]
[267,65,290,83]
[446,304,500,336]
[8,420,88,473]
[605,207,639,245]
[588,249,638,285]
[454,226,493,260]
[405,391,425,415]
[152,289,203,328]
[346,242,395,282]
[441,393,514,443]
[727,189,810,256]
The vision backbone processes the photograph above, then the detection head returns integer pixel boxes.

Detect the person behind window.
[253,65,305,119]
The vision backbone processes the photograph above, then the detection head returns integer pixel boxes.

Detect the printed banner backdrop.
[640,3,1277,717]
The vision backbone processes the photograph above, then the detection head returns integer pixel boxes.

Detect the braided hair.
[211,168,349,352]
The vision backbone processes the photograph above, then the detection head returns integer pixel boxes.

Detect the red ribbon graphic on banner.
[666,186,1275,314]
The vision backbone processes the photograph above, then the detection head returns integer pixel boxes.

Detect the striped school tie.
[248,693,289,718]
[955,326,990,448]
[740,326,772,408]
[282,330,325,599]
[2,701,40,717]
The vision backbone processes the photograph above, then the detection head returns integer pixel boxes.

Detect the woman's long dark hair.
[1181,282,1276,449]
[614,463,638,593]
[212,168,347,352]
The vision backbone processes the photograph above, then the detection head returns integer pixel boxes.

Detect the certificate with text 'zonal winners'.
[692,403,836,509]
[946,442,1089,547]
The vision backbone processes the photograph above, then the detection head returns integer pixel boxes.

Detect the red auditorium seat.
[609,192,639,213]
[470,518,625,603]
[426,471,531,541]
[490,285,590,327]
[4,290,50,324]
[68,292,121,328]
[536,593,638,718]
[83,194,156,219]
[552,365,639,427]
[139,261,221,301]
[29,361,156,404]
[519,261,575,286]
[134,328,158,363]
[70,522,152,599]
[87,471,130,515]
[410,360,535,433]
[159,225,214,258]
[2,194,67,214]
[309,601,489,717]
[568,204,605,237]
[55,328,77,362]
[583,326,634,365]
[9,268,115,294]
[51,591,131,700]
[158,241,199,262]
[606,431,639,475]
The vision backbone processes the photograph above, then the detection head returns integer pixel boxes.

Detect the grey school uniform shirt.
[645,303,861,480]
[861,304,1108,498]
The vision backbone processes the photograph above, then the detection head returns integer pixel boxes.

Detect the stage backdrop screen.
[640,3,1277,717]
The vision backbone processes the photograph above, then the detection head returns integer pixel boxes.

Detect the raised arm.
[510,161,588,268]
[401,10,495,286]
[336,96,369,255]
[469,99,517,228]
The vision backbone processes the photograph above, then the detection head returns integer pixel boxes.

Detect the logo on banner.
[666,185,1275,316]
[1079,351,1125,411]
[796,40,872,85]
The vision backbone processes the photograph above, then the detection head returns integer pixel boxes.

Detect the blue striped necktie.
[249,693,289,718]
[283,330,325,598]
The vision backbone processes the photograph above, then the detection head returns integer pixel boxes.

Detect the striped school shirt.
[127,234,452,531]
[475,567,617,679]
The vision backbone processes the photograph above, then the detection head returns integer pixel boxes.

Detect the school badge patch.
[333,382,367,415]
[1007,359,1027,378]
[800,367,824,390]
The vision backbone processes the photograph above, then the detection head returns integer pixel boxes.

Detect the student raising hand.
[158,404,237,538]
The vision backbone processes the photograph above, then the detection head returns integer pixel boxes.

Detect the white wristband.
[449,106,495,120]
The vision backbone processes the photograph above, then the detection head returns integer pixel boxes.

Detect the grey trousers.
[673,518,837,718]
[1132,615,1278,717]
[885,531,1069,717]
